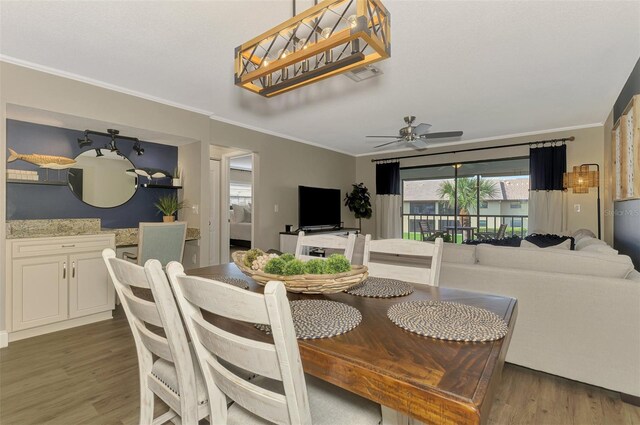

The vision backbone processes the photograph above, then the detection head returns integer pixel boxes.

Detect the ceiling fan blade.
[410,139,429,149]
[414,123,432,135]
[366,135,401,138]
[421,131,464,139]
[374,139,403,148]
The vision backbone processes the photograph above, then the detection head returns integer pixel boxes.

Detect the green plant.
[154,194,185,216]
[244,248,265,267]
[283,259,306,276]
[264,257,286,275]
[324,254,351,274]
[304,259,326,274]
[279,253,295,263]
[437,178,498,225]
[344,183,372,230]
[425,232,453,243]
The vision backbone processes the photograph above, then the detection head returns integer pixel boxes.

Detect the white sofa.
[439,242,640,398]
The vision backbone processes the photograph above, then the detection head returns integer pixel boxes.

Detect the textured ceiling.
[1,1,639,155]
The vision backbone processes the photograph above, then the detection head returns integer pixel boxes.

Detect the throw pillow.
[575,236,607,251]
[520,239,571,250]
[231,204,245,223]
[581,244,618,255]
[242,206,252,223]
[572,228,597,244]
[464,235,522,247]
[524,233,575,250]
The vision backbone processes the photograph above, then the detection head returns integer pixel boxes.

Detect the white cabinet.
[6,234,116,340]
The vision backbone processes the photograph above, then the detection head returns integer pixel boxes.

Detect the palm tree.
[437,178,498,226]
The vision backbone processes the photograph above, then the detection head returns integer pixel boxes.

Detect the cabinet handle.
[62,244,76,248]
[72,261,76,278]
[63,262,67,279]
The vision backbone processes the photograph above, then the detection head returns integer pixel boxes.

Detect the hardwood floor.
[1,307,639,425]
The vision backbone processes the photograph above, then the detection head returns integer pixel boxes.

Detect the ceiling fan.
[367,116,464,149]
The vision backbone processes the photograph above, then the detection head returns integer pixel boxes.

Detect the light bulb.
[296,38,307,50]
[321,27,332,39]
[347,15,358,28]
[278,48,291,59]
[263,59,269,67]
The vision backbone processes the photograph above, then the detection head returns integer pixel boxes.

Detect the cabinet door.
[68,251,115,318]
[12,255,68,331]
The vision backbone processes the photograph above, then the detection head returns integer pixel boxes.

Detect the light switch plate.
[574,204,581,213]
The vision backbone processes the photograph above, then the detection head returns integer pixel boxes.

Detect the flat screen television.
[298,185,341,229]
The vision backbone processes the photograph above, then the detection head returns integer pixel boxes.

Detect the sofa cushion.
[627,270,640,283]
[476,244,635,278]
[572,228,597,243]
[520,239,571,250]
[575,236,608,251]
[442,243,476,264]
[581,244,619,255]
[524,233,575,250]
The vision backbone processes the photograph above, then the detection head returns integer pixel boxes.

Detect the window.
[409,201,436,215]
[510,201,522,209]
[479,201,489,209]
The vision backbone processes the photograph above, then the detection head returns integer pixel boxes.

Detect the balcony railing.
[402,214,529,242]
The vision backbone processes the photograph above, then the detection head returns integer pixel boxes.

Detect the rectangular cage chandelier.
[234,0,390,97]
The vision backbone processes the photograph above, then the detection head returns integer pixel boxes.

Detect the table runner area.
[199,275,249,290]
[346,277,414,298]
[387,300,508,342]
[256,300,362,340]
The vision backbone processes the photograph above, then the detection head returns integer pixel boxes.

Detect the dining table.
[188,263,518,425]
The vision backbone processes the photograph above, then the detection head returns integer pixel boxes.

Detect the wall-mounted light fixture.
[563,163,601,239]
[76,128,144,156]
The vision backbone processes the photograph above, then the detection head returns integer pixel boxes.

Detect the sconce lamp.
[563,163,600,239]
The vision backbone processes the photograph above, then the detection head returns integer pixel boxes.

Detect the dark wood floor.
[1,307,639,425]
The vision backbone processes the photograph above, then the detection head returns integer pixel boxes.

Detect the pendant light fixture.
[235,0,390,97]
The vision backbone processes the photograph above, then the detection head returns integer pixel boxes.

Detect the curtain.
[529,145,567,234]
[375,162,402,239]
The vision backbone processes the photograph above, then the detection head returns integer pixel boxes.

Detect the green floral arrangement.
[243,248,265,268]
[261,253,352,276]
[283,259,306,276]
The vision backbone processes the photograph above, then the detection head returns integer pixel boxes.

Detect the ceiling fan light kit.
[234,0,390,97]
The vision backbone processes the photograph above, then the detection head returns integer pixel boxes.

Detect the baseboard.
[621,393,640,407]
[8,311,113,343]
[0,330,8,348]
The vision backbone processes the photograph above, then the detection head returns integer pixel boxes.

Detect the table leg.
[381,406,425,425]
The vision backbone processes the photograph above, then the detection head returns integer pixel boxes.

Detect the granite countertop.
[6,219,200,247]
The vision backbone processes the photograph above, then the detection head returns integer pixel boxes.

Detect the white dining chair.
[363,237,444,286]
[102,248,208,425]
[164,261,382,425]
[123,221,187,266]
[294,231,357,262]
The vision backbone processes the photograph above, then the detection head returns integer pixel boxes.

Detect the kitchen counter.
[6,219,200,247]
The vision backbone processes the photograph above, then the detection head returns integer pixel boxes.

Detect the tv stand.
[279,227,360,254]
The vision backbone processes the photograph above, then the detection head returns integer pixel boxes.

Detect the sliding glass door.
[401,158,529,243]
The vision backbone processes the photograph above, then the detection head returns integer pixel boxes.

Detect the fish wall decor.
[7,148,76,169]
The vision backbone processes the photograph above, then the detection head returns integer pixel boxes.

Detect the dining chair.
[102,248,208,425]
[123,221,188,266]
[164,261,382,425]
[294,231,357,262]
[363,237,444,286]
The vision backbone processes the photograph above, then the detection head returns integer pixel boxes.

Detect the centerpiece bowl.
[232,251,368,294]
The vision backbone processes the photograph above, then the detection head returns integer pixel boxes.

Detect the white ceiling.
[1,1,639,156]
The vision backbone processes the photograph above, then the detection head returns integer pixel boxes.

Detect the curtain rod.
[370,136,575,163]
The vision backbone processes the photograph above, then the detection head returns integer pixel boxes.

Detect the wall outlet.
[574,204,581,213]
[192,204,199,214]
[274,204,279,213]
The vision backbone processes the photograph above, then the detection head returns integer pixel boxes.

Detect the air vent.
[344,65,383,82]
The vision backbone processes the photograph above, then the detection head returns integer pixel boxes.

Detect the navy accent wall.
[6,120,178,228]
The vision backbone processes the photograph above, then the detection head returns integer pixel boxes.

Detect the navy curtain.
[530,145,566,190]
[376,162,400,194]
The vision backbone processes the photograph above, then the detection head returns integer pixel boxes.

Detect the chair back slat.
[192,315,282,380]
[121,290,164,327]
[139,222,188,266]
[166,262,313,425]
[102,249,200,424]
[208,358,290,424]
[135,321,174,362]
[364,238,444,286]
[179,276,271,324]
[294,232,356,262]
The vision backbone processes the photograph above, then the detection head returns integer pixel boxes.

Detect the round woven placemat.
[256,300,361,340]
[387,300,508,342]
[199,276,249,290]
[346,277,414,298]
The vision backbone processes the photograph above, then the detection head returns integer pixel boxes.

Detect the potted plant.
[344,183,372,231]
[155,194,185,222]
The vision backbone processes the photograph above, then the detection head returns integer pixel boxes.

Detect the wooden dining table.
[188,263,518,425]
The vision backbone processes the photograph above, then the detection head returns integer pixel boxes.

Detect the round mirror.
[68,149,138,208]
